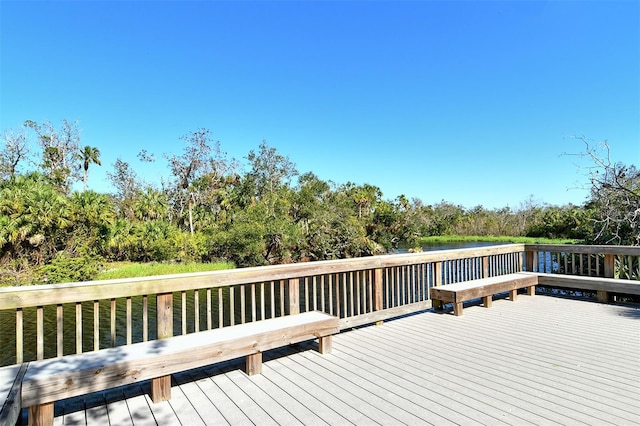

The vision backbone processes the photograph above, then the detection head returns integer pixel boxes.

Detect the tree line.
[1,120,638,285]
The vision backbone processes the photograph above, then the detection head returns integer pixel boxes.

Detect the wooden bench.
[0,363,27,426]
[21,311,339,426]
[532,272,640,303]
[430,272,538,316]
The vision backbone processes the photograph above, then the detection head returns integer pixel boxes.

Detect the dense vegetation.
[1,120,638,285]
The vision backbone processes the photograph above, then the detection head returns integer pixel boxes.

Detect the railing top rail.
[523,244,640,256]
[0,244,525,310]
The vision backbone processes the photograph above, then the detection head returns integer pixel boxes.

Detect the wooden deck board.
[30,295,640,426]
[367,317,629,425]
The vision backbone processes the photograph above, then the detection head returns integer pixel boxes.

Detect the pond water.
[394,240,507,253]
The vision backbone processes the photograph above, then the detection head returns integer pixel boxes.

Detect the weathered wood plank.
[534,272,640,294]
[22,311,339,407]
[430,273,537,315]
[0,363,27,426]
[0,245,527,310]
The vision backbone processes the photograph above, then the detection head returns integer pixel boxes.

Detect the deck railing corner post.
[525,250,535,272]
[481,256,489,278]
[374,267,383,325]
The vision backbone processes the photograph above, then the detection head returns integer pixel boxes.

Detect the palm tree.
[79,146,101,191]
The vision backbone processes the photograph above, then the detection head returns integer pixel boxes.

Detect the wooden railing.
[1,243,638,368]
[524,244,640,279]
[0,244,523,367]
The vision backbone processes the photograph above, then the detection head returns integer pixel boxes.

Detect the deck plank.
[44,295,640,426]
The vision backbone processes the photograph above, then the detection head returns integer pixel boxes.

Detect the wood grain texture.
[0,363,27,426]
[22,311,339,407]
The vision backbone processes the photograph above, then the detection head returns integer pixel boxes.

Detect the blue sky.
[1,0,638,209]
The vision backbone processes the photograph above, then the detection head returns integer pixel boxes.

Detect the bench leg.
[151,375,171,403]
[318,335,333,354]
[246,352,262,375]
[597,290,609,303]
[453,302,463,316]
[509,289,517,301]
[28,402,54,426]
[483,295,492,308]
[527,285,536,296]
[432,299,443,310]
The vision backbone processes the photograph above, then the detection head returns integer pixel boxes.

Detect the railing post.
[432,261,443,310]
[374,268,383,325]
[288,279,300,315]
[598,254,616,303]
[481,256,489,278]
[152,292,173,403]
[525,250,535,272]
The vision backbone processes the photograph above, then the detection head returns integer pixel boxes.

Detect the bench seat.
[0,363,27,426]
[430,272,538,316]
[530,272,640,302]
[22,311,339,426]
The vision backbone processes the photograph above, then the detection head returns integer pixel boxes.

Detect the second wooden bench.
[430,272,538,316]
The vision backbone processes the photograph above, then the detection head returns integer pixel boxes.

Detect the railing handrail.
[0,244,526,310]
[2,242,637,367]
[524,244,640,256]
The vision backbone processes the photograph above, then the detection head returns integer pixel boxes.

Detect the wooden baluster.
[16,308,23,363]
[335,275,340,318]
[194,290,200,332]
[260,282,265,320]
[126,297,132,345]
[321,276,326,313]
[110,298,116,347]
[356,271,362,314]
[76,302,82,354]
[368,270,374,312]
[143,295,148,341]
[218,287,224,328]
[36,306,43,360]
[251,283,256,322]
[271,281,276,318]
[57,304,63,358]
[94,300,100,351]
[240,285,246,324]
[280,280,286,316]
[342,274,347,317]
[181,291,187,334]
[207,289,212,330]
[230,287,235,326]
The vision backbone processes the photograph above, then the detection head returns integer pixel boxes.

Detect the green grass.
[96,261,235,280]
[417,235,582,245]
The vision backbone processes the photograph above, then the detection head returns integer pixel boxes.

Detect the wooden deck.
[22,295,640,425]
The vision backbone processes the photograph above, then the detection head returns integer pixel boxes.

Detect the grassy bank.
[96,261,235,280]
[417,235,581,245]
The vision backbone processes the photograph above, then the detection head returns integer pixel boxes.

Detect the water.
[394,240,507,253]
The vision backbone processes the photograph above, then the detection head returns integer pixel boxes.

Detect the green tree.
[166,129,218,234]
[78,145,102,192]
[24,119,80,192]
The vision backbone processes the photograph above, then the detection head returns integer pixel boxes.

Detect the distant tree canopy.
[1,120,637,285]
